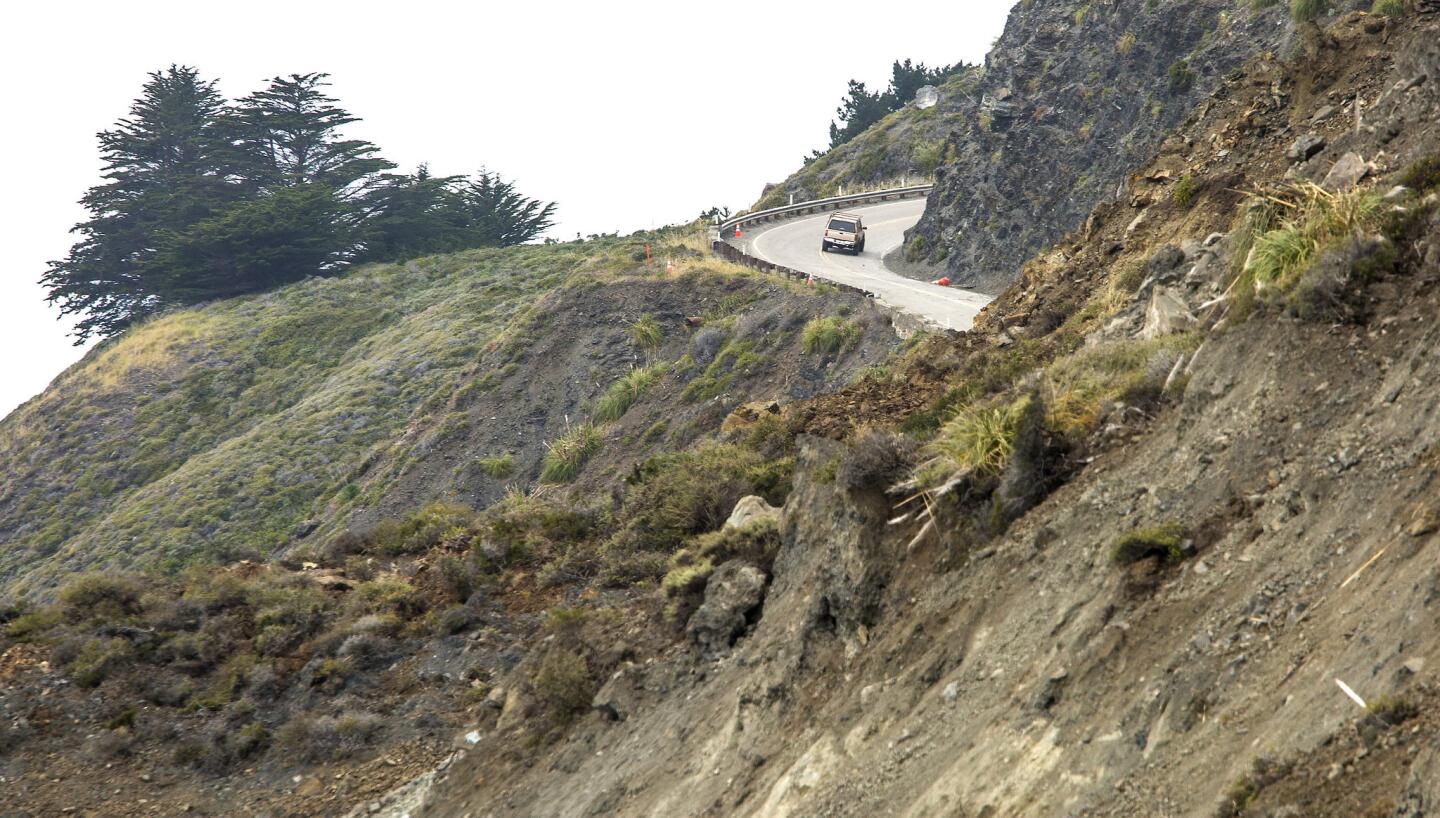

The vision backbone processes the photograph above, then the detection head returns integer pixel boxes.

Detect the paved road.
[734,198,992,332]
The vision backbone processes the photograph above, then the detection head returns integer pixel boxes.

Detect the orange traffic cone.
[734,225,742,239]
[666,259,674,274]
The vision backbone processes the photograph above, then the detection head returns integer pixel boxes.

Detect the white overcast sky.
[0,1,1014,421]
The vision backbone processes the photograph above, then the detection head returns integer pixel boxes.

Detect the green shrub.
[614,444,789,550]
[367,501,474,555]
[1172,175,1198,208]
[60,636,135,687]
[1368,695,1419,725]
[1168,60,1196,93]
[251,582,326,656]
[5,607,62,641]
[801,316,862,355]
[664,517,782,596]
[1111,523,1187,564]
[275,712,383,763]
[1371,0,1408,14]
[1399,154,1440,191]
[1290,0,1325,22]
[540,422,603,483]
[1250,0,1280,9]
[593,363,668,423]
[58,574,143,622]
[531,646,595,722]
[347,577,422,619]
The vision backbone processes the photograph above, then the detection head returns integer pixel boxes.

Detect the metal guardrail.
[708,185,934,299]
[715,185,933,237]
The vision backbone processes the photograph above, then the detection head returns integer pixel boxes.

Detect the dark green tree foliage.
[42,66,237,340]
[220,73,393,194]
[148,184,351,301]
[826,59,966,149]
[358,168,556,262]
[42,68,557,342]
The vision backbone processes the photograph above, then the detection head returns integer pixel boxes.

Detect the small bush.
[801,316,862,355]
[1116,31,1137,55]
[367,502,474,556]
[58,574,143,622]
[531,646,596,722]
[1168,60,1196,93]
[1111,523,1187,564]
[347,577,422,619]
[5,607,62,641]
[837,429,917,494]
[1399,154,1440,192]
[540,423,603,483]
[1290,0,1325,22]
[433,605,476,635]
[1368,695,1419,726]
[251,582,326,656]
[275,712,383,763]
[1172,175,1198,208]
[59,636,135,687]
[1370,0,1408,14]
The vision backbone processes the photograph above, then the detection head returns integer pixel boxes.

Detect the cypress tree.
[41,65,235,341]
[220,73,393,194]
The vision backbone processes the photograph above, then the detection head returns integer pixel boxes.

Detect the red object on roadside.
[734,225,742,238]
[936,277,952,287]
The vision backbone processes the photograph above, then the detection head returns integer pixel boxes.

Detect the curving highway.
[733,198,992,332]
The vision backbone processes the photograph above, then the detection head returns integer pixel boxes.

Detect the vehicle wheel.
[821,243,829,253]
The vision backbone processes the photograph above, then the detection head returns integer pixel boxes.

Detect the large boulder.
[686,560,767,654]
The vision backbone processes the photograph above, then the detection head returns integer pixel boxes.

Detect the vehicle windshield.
[827,219,856,232]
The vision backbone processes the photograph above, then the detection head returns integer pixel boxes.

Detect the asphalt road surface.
[734,198,992,331]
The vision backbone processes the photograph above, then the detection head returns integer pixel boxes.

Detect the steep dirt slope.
[400,12,1440,817]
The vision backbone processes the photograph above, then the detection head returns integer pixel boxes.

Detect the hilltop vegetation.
[43,67,553,342]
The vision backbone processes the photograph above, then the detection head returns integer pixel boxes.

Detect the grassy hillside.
[0,229,897,594]
[752,68,981,212]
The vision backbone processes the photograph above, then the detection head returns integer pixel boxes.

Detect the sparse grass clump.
[1229,183,1388,315]
[1370,0,1409,15]
[474,453,515,479]
[1111,523,1187,564]
[593,363,668,423]
[627,314,662,353]
[1290,0,1325,22]
[1116,31,1137,55]
[540,422,603,483]
[922,399,1028,482]
[801,316,863,355]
